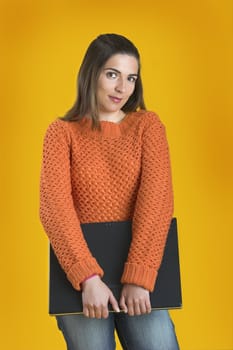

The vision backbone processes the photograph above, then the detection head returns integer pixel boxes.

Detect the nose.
[115,77,126,93]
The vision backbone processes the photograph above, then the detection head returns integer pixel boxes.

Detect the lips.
[109,96,122,103]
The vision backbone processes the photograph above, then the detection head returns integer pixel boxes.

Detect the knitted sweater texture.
[40,110,174,292]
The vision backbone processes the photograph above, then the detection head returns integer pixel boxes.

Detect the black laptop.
[49,218,182,315]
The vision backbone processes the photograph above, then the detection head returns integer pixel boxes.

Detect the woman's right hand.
[81,275,120,319]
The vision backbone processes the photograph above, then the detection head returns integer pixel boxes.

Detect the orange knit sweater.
[40,110,174,292]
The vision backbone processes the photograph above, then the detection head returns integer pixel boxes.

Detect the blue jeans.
[56,310,179,350]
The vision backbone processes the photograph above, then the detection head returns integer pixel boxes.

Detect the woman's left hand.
[120,284,151,316]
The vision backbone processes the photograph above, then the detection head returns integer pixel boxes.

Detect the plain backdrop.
[0,0,232,349]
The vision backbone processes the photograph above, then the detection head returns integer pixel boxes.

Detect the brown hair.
[61,33,146,129]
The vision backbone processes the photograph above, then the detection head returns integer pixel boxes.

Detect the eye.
[106,71,118,79]
[128,75,137,83]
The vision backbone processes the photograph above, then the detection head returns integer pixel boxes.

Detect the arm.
[121,112,174,292]
[39,120,103,291]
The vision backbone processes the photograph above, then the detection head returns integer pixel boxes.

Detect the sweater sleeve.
[121,112,174,292]
[39,120,103,291]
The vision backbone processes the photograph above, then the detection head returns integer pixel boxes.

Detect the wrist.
[80,274,99,289]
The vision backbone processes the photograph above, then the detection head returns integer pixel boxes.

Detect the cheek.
[98,75,114,89]
[128,84,136,96]
[99,83,113,97]
[96,83,108,101]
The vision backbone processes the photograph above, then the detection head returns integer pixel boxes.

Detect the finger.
[139,300,147,315]
[119,295,128,313]
[94,305,102,319]
[109,293,120,313]
[101,305,109,319]
[145,298,152,313]
[134,299,141,316]
[127,299,134,316]
[88,306,95,318]
[83,306,89,318]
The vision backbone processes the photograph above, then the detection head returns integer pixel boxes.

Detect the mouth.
[109,96,123,103]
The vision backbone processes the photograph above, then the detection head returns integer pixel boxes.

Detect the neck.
[98,110,126,123]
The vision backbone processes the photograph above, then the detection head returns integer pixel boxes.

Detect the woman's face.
[96,54,138,118]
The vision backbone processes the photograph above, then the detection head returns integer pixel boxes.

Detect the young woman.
[40,33,179,350]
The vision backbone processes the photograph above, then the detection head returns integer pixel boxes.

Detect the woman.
[40,33,179,350]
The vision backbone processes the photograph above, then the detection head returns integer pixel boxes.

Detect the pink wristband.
[80,274,98,288]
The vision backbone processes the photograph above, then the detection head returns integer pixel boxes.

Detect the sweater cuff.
[67,257,104,291]
[121,262,158,292]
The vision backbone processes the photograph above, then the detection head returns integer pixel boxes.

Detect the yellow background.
[1,0,232,349]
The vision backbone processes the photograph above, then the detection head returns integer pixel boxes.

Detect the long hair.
[62,33,146,129]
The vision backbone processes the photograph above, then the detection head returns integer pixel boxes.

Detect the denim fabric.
[56,310,179,350]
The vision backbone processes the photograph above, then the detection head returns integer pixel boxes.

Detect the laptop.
[49,218,182,315]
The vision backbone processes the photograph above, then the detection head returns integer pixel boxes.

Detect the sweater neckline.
[79,112,135,139]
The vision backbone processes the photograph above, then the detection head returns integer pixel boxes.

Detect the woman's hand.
[81,275,120,319]
[120,284,151,316]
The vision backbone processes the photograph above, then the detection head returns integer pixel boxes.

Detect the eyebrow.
[103,67,138,77]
